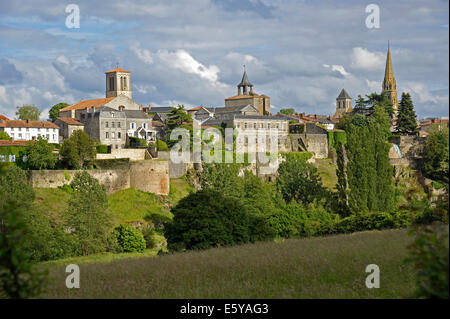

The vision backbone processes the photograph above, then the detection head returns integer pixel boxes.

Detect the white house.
[0,119,60,144]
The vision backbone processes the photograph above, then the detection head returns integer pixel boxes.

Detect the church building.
[224,70,270,116]
[382,44,398,113]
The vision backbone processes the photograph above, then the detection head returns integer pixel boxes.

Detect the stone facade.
[29,160,170,195]
[54,117,84,140]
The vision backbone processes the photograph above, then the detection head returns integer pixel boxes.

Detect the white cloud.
[402,81,438,103]
[158,49,221,84]
[351,47,384,71]
[323,64,349,76]
[132,45,154,65]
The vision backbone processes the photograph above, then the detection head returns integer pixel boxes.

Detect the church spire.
[382,42,398,111]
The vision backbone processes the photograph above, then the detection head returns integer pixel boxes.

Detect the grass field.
[33,177,193,225]
[314,158,338,190]
[41,228,417,299]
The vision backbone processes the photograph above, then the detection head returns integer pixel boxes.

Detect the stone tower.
[335,88,352,118]
[237,70,254,95]
[105,68,132,99]
[382,44,398,113]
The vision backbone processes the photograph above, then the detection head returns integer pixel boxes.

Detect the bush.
[96,144,109,154]
[156,139,169,151]
[406,223,449,298]
[165,189,274,251]
[114,224,146,253]
[142,226,157,249]
[335,211,412,233]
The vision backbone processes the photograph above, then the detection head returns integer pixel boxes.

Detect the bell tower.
[381,43,398,113]
[105,67,132,99]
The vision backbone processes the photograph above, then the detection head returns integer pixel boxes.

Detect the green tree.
[396,93,418,135]
[335,142,349,216]
[166,105,192,129]
[343,105,394,213]
[60,130,97,169]
[0,131,10,140]
[423,126,449,185]
[0,165,35,211]
[15,105,41,121]
[0,202,47,298]
[276,156,328,205]
[48,102,69,122]
[19,137,57,170]
[64,172,113,255]
[279,108,295,115]
[165,189,274,251]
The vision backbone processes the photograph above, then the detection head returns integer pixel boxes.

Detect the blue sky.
[0,0,448,119]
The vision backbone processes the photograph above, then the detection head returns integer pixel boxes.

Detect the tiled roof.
[152,120,165,127]
[0,140,35,146]
[0,119,59,129]
[225,94,259,101]
[105,68,130,73]
[0,115,9,120]
[60,97,116,112]
[56,117,84,125]
[123,110,151,119]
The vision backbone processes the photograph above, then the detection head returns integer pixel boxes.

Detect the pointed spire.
[384,43,395,82]
[238,70,253,87]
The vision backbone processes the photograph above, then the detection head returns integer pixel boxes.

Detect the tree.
[19,137,57,170]
[59,130,97,169]
[15,105,41,121]
[423,126,449,185]
[335,142,349,216]
[0,131,10,140]
[276,155,328,205]
[0,202,47,298]
[166,105,192,129]
[48,102,69,122]
[0,165,35,211]
[396,93,418,135]
[114,224,146,253]
[353,93,394,118]
[164,189,274,251]
[279,108,295,115]
[63,172,113,255]
[342,105,394,214]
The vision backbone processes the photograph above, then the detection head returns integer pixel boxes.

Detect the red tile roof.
[0,119,59,129]
[0,140,35,146]
[56,117,84,126]
[105,68,131,74]
[60,97,115,112]
[0,115,9,120]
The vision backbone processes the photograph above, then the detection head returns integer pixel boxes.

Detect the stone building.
[55,117,84,140]
[124,110,156,142]
[334,88,352,119]
[224,70,270,116]
[82,106,128,149]
[59,67,142,120]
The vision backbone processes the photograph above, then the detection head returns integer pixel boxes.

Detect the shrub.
[18,137,57,170]
[142,226,157,249]
[114,224,146,253]
[406,223,449,298]
[96,144,109,154]
[156,139,169,151]
[165,189,274,251]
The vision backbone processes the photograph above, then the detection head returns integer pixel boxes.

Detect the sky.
[0,0,448,120]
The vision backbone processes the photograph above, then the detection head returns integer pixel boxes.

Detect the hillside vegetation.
[41,228,416,298]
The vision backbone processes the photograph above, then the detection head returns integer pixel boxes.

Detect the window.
[109,76,115,91]
[118,132,121,139]
[105,121,109,128]
[276,124,279,129]
[53,134,56,140]
[260,123,263,128]
[18,133,22,138]
[143,123,147,129]
[237,123,240,128]
[117,122,121,128]
[111,132,115,139]
[105,132,109,139]
[268,123,271,129]
[244,122,248,129]
[253,123,256,129]
[115,144,119,149]
[112,122,115,128]
[130,122,136,129]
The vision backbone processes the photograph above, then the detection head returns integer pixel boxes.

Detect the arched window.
[109,77,115,91]
[119,105,125,111]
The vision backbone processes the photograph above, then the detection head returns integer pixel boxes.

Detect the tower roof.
[383,45,395,83]
[105,68,131,74]
[238,71,253,87]
[337,88,351,100]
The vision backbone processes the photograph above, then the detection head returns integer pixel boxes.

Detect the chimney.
[148,104,151,111]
